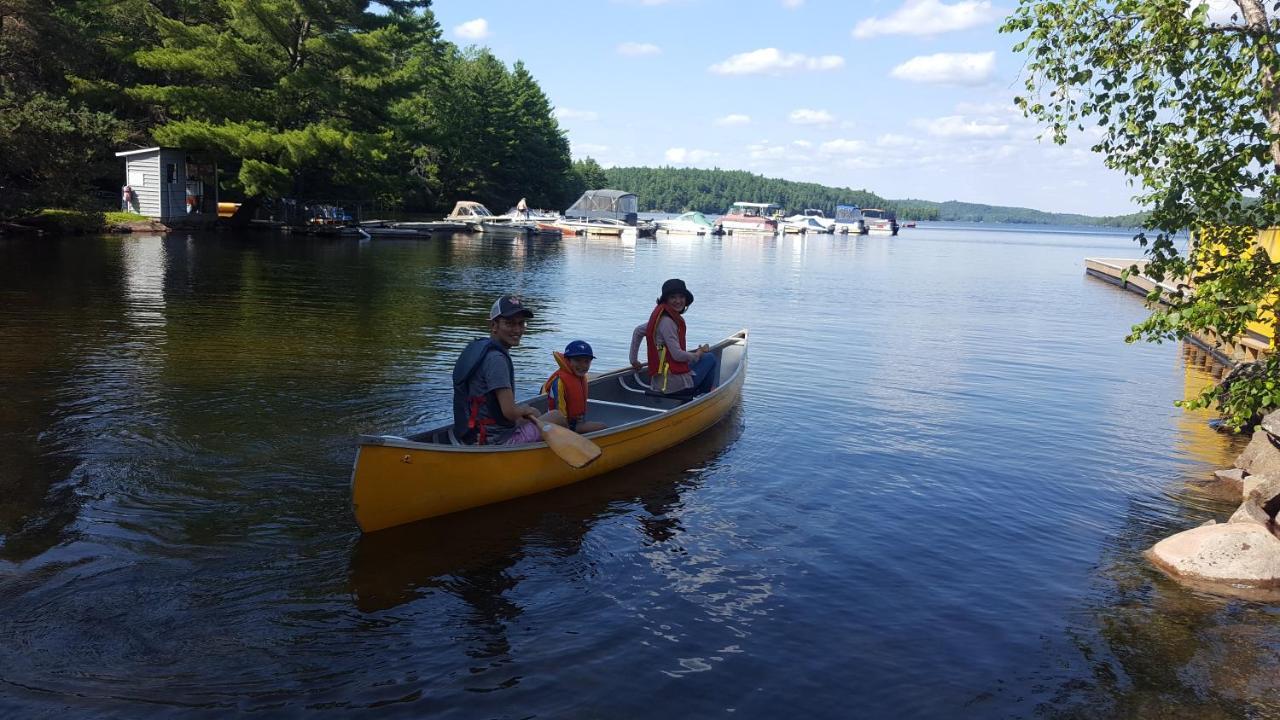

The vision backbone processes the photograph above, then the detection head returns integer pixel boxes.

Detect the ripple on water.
[0,228,1270,718]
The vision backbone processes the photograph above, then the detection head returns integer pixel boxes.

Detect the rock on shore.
[1149,410,1280,595]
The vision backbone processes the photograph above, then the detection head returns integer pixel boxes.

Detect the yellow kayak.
[351,330,748,532]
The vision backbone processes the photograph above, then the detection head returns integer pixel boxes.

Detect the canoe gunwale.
[356,330,748,454]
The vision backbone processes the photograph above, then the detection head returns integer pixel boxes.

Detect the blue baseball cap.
[563,340,595,359]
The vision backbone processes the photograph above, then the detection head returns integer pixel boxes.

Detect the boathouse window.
[166,163,177,184]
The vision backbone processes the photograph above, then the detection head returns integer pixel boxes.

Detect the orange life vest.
[645,304,690,386]
[541,351,588,426]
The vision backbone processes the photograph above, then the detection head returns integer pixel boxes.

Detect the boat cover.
[566,189,638,225]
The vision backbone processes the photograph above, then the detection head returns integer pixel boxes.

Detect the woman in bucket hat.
[628,279,718,396]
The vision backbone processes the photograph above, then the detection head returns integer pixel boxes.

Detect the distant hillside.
[601,166,1145,226]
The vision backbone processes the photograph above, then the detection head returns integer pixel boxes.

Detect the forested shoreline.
[604,166,1146,227]
[0,1,593,219]
[2,1,1141,228]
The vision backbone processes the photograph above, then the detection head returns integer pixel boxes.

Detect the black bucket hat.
[657,278,693,306]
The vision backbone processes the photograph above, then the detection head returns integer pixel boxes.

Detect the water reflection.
[346,415,743,691]
[349,408,744,614]
[1022,347,1278,717]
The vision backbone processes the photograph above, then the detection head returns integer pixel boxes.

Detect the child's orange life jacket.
[542,351,588,427]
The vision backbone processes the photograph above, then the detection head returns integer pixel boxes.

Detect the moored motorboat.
[862,208,900,235]
[799,208,836,232]
[654,211,717,235]
[350,330,749,532]
[554,217,632,237]
[834,204,867,235]
[717,202,779,234]
[780,215,827,234]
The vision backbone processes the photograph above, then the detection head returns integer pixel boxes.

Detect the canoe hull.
[351,331,747,532]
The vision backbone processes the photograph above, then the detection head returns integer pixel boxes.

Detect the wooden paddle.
[538,420,602,468]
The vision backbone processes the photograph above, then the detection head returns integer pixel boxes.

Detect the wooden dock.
[1084,256,1271,365]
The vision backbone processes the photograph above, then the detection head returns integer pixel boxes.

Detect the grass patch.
[105,211,149,224]
[14,208,150,234]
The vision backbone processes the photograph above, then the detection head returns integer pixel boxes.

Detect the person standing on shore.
[121,184,133,212]
[516,197,529,219]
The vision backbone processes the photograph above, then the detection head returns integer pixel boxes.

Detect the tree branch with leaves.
[1002,0,1280,429]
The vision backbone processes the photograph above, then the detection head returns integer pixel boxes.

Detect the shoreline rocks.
[1149,410,1280,598]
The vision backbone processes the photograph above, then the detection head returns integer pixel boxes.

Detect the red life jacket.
[541,351,588,425]
[645,303,690,383]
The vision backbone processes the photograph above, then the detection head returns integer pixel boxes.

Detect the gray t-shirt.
[465,348,516,444]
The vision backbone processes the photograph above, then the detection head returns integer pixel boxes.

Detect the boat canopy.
[565,189,638,225]
[862,208,896,220]
[449,201,494,218]
[728,202,780,217]
[835,205,864,221]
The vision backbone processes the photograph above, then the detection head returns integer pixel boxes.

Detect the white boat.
[654,211,717,235]
[717,202,779,234]
[862,208,899,235]
[500,207,563,235]
[833,204,868,235]
[555,217,635,237]
[799,208,836,232]
[780,215,828,234]
[447,201,555,235]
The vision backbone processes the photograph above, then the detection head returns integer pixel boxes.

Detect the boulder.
[1148,523,1280,588]
[1229,499,1272,526]
[1214,467,1246,494]
[1247,474,1280,519]
[1235,430,1280,476]
[1261,409,1280,439]
[1244,472,1274,498]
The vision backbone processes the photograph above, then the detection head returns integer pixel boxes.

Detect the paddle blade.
[540,422,602,468]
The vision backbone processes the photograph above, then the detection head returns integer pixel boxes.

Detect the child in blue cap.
[542,340,607,434]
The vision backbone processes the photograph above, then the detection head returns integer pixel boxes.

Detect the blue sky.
[428,0,1170,216]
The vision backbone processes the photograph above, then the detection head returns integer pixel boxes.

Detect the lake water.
[1,224,1276,718]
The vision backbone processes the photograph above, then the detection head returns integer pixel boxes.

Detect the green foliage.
[26,208,108,234]
[0,1,575,216]
[0,91,129,216]
[1003,0,1280,430]
[594,167,1139,224]
[571,158,609,198]
[602,166,890,216]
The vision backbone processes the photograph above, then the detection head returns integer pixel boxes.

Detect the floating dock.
[1085,256,1270,365]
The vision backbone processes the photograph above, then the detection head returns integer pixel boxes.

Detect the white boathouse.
[115,147,218,222]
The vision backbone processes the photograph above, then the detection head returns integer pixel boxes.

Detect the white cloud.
[665,147,717,163]
[747,142,788,160]
[917,115,1009,138]
[876,133,920,148]
[782,0,805,7]
[789,108,835,125]
[853,0,1000,38]
[793,140,813,148]
[820,138,866,154]
[556,108,599,121]
[954,101,1019,116]
[617,42,662,56]
[709,48,845,75]
[574,143,610,155]
[714,114,752,126]
[454,18,490,39]
[890,51,996,85]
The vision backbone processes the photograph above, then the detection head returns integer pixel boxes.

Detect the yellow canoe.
[351,329,748,532]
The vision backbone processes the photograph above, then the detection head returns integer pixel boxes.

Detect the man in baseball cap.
[452,295,563,445]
